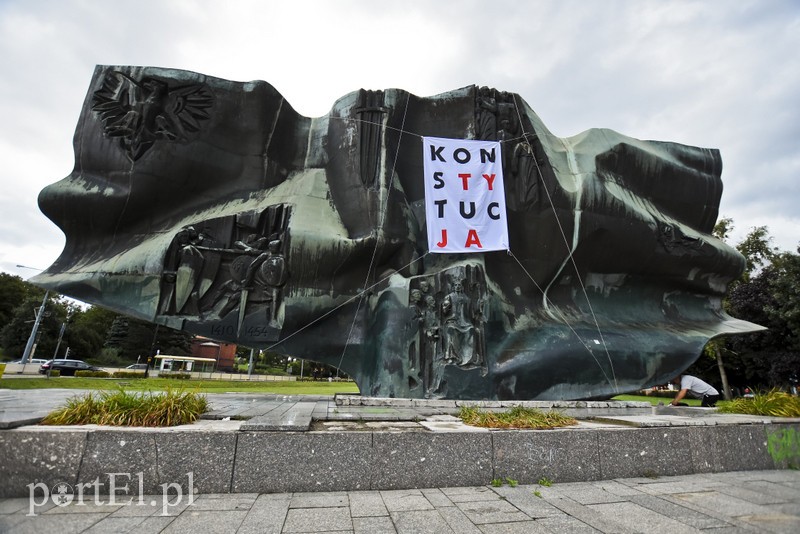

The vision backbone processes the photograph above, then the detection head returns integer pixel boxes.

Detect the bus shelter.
[154,354,216,373]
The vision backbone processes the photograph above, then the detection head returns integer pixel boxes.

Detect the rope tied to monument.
[269,91,619,393]
[510,95,619,393]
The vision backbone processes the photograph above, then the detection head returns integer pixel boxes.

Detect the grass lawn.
[612,394,701,406]
[0,376,359,395]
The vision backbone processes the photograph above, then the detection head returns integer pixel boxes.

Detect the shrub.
[459,405,577,429]
[49,370,60,377]
[75,370,111,378]
[112,371,147,379]
[717,389,800,417]
[41,388,208,427]
[159,372,191,380]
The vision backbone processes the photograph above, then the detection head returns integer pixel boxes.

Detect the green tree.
[104,315,192,363]
[703,223,800,389]
[690,223,799,393]
[0,294,69,360]
[736,225,777,283]
[712,216,734,241]
[62,306,119,361]
[0,273,41,329]
[766,248,800,348]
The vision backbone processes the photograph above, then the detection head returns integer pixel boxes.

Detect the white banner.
[423,136,509,253]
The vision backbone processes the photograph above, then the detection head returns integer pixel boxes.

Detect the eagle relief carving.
[91,71,213,161]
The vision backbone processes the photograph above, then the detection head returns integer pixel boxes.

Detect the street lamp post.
[20,291,49,364]
[52,319,68,360]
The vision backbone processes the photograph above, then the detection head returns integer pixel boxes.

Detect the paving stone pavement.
[1,470,798,533]
[4,388,794,431]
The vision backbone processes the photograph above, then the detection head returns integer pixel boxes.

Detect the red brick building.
[190,337,237,371]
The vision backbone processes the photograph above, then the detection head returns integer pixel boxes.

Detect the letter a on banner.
[422,136,510,253]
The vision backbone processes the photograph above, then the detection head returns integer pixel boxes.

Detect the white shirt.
[680,375,719,398]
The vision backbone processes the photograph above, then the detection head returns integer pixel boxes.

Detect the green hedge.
[75,370,111,378]
[112,371,147,379]
[158,372,192,380]
[49,370,61,377]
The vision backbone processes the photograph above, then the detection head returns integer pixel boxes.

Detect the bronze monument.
[34,66,761,399]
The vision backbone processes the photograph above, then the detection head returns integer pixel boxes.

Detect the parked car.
[125,363,148,370]
[39,359,102,376]
[7,359,48,365]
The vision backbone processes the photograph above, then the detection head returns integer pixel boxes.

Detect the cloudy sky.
[1,0,798,280]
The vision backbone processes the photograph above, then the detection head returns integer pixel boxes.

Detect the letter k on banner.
[422,136,510,253]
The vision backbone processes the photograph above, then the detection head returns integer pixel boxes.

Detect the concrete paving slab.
[349,490,390,517]
[743,479,800,501]
[489,485,565,518]
[589,501,702,533]
[440,486,499,503]
[454,498,530,524]
[477,520,552,533]
[389,509,456,534]
[419,419,489,432]
[380,489,435,512]
[545,497,639,533]
[282,506,352,532]
[352,515,397,534]
[240,401,316,431]
[0,512,109,534]
[627,493,731,529]
[161,509,248,533]
[236,493,290,534]
[190,493,257,511]
[79,515,149,533]
[0,471,798,532]
[672,489,787,518]
[420,488,453,507]
[547,482,631,505]
[534,515,603,533]
[436,506,482,533]
[289,491,348,508]
[0,412,46,429]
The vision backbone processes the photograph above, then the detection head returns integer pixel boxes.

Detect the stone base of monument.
[1,405,797,497]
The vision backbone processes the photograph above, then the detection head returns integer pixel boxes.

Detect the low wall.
[1,423,797,497]
[0,363,299,381]
[148,371,298,381]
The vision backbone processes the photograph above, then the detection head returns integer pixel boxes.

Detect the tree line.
[687,219,800,394]
[0,274,190,365]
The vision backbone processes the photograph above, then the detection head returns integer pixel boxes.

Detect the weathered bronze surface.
[34,66,762,399]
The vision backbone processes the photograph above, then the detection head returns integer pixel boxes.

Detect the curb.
[1,421,797,497]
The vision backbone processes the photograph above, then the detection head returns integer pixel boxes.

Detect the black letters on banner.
[480,148,495,163]
[433,172,444,189]
[459,201,476,219]
[453,148,471,164]
[434,199,447,218]
[430,145,445,162]
[488,202,500,220]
